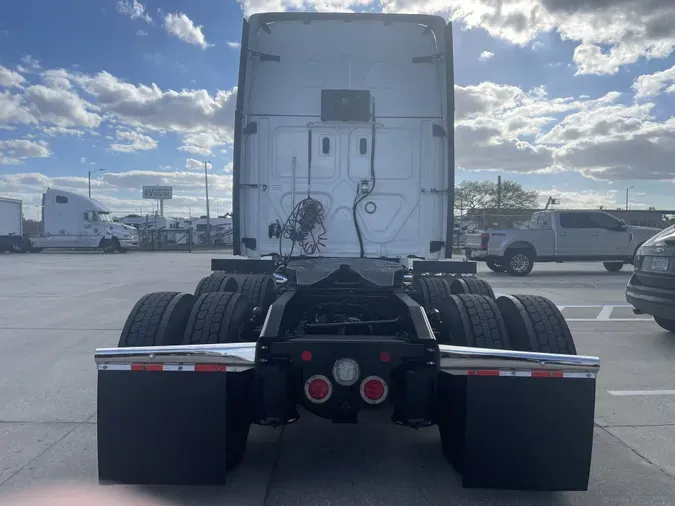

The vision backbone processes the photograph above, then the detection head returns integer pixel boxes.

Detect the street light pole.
[88,168,105,198]
[626,186,634,211]
[204,161,211,245]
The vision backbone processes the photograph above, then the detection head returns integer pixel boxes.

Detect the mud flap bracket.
[438,373,596,491]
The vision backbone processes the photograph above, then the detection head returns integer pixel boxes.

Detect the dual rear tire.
[117,289,256,470]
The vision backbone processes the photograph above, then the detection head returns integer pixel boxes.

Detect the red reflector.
[301,350,312,361]
[532,371,563,378]
[468,369,499,376]
[363,379,385,400]
[131,363,162,371]
[307,378,330,400]
[380,351,391,363]
[195,364,226,372]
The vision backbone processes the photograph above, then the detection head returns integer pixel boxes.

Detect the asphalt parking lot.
[1,252,674,505]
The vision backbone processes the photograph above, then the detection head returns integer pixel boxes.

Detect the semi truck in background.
[0,196,23,252]
[3,188,139,253]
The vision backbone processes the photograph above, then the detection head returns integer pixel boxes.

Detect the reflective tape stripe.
[97,363,227,372]
[460,370,595,379]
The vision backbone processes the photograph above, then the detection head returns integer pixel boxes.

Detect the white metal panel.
[239,14,450,259]
[0,197,22,236]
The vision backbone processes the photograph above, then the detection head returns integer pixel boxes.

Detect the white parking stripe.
[608,390,675,396]
[566,318,653,322]
[597,306,615,320]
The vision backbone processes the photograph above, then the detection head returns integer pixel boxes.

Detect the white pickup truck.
[464,209,661,276]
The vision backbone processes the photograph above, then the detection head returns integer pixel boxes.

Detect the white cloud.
[137,29,148,37]
[479,51,495,61]
[109,129,158,153]
[18,55,41,73]
[0,90,35,125]
[24,84,102,129]
[80,157,87,164]
[226,41,241,49]
[71,71,236,138]
[178,130,231,156]
[185,158,204,170]
[42,126,85,137]
[0,65,26,88]
[633,64,675,98]
[117,0,152,23]
[163,13,212,49]
[0,139,50,165]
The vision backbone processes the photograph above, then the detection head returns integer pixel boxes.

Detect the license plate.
[651,257,670,271]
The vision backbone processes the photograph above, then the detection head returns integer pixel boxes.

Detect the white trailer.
[0,196,23,252]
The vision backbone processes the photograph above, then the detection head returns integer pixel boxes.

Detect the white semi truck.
[95,12,600,493]
[0,196,23,252]
[12,188,138,253]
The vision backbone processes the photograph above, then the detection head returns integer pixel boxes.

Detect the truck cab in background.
[21,189,139,253]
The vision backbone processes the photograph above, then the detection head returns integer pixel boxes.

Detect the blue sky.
[1,0,675,217]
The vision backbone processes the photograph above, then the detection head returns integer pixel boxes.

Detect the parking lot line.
[608,390,675,396]
[566,318,654,322]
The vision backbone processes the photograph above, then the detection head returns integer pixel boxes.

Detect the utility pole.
[497,175,502,211]
[88,168,105,198]
[205,161,211,246]
[626,186,634,210]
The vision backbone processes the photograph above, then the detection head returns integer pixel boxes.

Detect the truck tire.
[118,292,196,348]
[194,273,239,298]
[486,260,505,273]
[603,261,624,272]
[654,317,675,333]
[183,292,252,344]
[412,277,451,310]
[234,274,277,312]
[496,294,577,355]
[436,294,511,349]
[182,291,253,470]
[504,249,534,276]
[449,277,495,300]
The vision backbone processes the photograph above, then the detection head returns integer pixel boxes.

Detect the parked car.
[464,210,661,276]
[626,225,675,333]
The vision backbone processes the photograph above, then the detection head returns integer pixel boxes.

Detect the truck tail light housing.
[360,376,388,404]
[305,375,332,404]
[480,233,489,250]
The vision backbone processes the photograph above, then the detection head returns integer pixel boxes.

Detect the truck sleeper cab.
[24,189,138,252]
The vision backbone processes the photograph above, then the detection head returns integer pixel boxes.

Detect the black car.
[626,225,675,332]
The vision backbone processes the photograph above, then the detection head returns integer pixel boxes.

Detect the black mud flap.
[97,367,230,486]
[438,373,596,491]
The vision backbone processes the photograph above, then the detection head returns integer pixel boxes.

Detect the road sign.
[142,186,173,199]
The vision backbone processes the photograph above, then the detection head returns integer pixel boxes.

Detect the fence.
[135,227,234,252]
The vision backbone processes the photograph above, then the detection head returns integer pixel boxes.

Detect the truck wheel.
[486,260,505,273]
[118,292,196,348]
[654,317,675,333]
[100,238,116,254]
[496,294,577,355]
[234,274,277,312]
[449,277,495,300]
[603,262,624,272]
[412,277,451,310]
[183,292,252,345]
[504,250,534,276]
[194,273,239,298]
[436,294,511,348]
[182,291,253,470]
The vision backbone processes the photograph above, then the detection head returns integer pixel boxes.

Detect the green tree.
[454,180,539,212]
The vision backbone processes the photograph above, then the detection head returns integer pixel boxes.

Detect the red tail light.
[480,233,489,250]
[304,375,332,404]
[360,376,388,404]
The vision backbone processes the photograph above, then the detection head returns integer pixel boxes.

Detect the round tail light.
[360,376,388,404]
[304,375,332,404]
